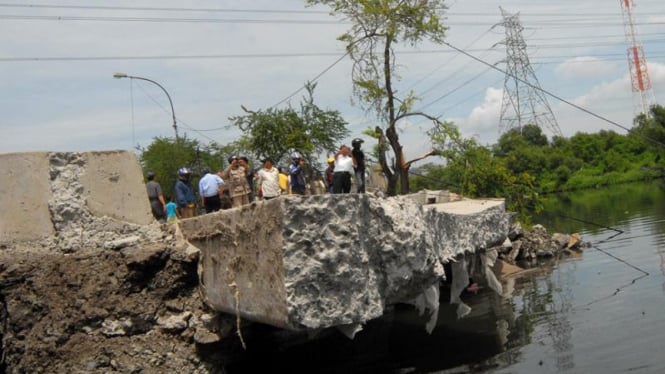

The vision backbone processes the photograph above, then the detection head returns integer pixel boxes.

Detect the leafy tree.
[521,124,549,147]
[139,137,247,200]
[230,82,348,169]
[632,104,665,157]
[307,0,458,195]
[140,136,204,200]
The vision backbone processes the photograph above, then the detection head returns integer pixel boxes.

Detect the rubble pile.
[42,152,162,252]
[497,222,590,264]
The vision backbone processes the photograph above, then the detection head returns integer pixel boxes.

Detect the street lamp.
[113,72,179,140]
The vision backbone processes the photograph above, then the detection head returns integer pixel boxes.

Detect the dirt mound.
[0,240,241,373]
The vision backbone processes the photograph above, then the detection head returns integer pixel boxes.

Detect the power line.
[270,52,349,108]
[0,13,663,27]
[3,3,662,18]
[0,3,330,14]
[443,41,665,147]
[131,81,219,143]
[419,65,497,111]
[0,14,342,24]
[7,38,665,63]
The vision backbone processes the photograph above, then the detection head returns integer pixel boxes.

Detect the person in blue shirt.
[198,167,225,213]
[289,151,307,195]
[174,167,196,218]
[165,196,178,223]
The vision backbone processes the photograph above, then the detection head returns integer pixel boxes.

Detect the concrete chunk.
[0,152,54,242]
[179,194,512,331]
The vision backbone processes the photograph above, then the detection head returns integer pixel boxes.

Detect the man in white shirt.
[257,157,281,200]
[332,145,357,194]
[199,168,225,213]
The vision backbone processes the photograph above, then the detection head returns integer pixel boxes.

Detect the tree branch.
[404,149,439,169]
[394,111,441,123]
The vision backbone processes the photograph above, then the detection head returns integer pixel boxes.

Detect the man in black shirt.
[351,138,366,193]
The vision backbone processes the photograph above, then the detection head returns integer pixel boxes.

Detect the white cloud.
[447,87,503,144]
[554,57,619,80]
[1,0,665,156]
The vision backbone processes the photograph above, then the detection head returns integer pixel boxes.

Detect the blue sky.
[1,0,664,164]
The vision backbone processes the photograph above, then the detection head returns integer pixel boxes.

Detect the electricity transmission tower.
[620,0,656,119]
[499,8,562,137]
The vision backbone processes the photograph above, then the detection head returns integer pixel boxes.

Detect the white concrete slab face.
[0,152,54,243]
[181,194,512,331]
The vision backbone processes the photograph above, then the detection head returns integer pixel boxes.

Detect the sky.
[1,0,664,166]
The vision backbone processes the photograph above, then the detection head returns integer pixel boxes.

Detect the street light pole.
[113,72,179,141]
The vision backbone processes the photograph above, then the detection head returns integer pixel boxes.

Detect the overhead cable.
[443,41,665,147]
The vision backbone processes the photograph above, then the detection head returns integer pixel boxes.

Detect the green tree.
[140,136,203,200]
[632,104,665,157]
[230,82,348,169]
[521,124,549,147]
[139,137,247,200]
[307,0,457,195]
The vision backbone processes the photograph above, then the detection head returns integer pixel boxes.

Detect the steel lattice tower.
[499,8,562,137]
[620,0,655,118]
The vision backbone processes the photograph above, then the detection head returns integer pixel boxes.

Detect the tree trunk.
[375,126,397,196]
[382,33,409,195]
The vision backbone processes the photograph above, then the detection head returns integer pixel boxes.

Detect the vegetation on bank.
[411,105,665,218]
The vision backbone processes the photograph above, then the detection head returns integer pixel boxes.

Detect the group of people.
[144,138,367,222]
[325,138,366,194]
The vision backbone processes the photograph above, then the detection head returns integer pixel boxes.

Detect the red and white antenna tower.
[620,0,656,118]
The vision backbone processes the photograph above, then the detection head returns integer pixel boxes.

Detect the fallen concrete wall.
[0,151,160,250]
[0,152,54,242]
[179,194,512,331]
[80,151,154,225]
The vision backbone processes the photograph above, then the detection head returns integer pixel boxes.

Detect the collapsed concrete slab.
[179,194,512,331]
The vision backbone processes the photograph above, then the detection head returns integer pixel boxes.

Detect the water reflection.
[223,181,665,373]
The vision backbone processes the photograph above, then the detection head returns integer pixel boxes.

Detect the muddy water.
[225,181,665,373]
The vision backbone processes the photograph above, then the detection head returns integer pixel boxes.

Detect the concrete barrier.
[0,151,155,247]
[0,152,54,242]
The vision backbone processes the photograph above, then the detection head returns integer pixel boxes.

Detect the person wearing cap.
[289,152,307,195]
[145,171,166,222]
[351,138,366,193]
[325,156,335,193]
[256,157,281,200]
[221,155,251,208]
[333,145,357,194]
[198,167,225,213]
[175,167,197,218]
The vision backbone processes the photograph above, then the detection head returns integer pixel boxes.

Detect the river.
[225,180,665,373]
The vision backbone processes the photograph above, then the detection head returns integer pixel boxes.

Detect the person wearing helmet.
[325,156,335,193]
[289,152,307,195]
[174,167,196,218]
[145,171,166,222]
[351,138,366,193]
[221,155,251,208]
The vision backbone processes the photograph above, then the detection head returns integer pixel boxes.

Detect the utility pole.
[498,8,562,137]
[620,0,656,119]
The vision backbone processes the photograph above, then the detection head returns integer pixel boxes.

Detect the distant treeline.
[411,104,665,217]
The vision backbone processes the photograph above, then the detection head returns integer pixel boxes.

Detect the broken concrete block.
[178,194,512,331]
[104,235,141,250]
